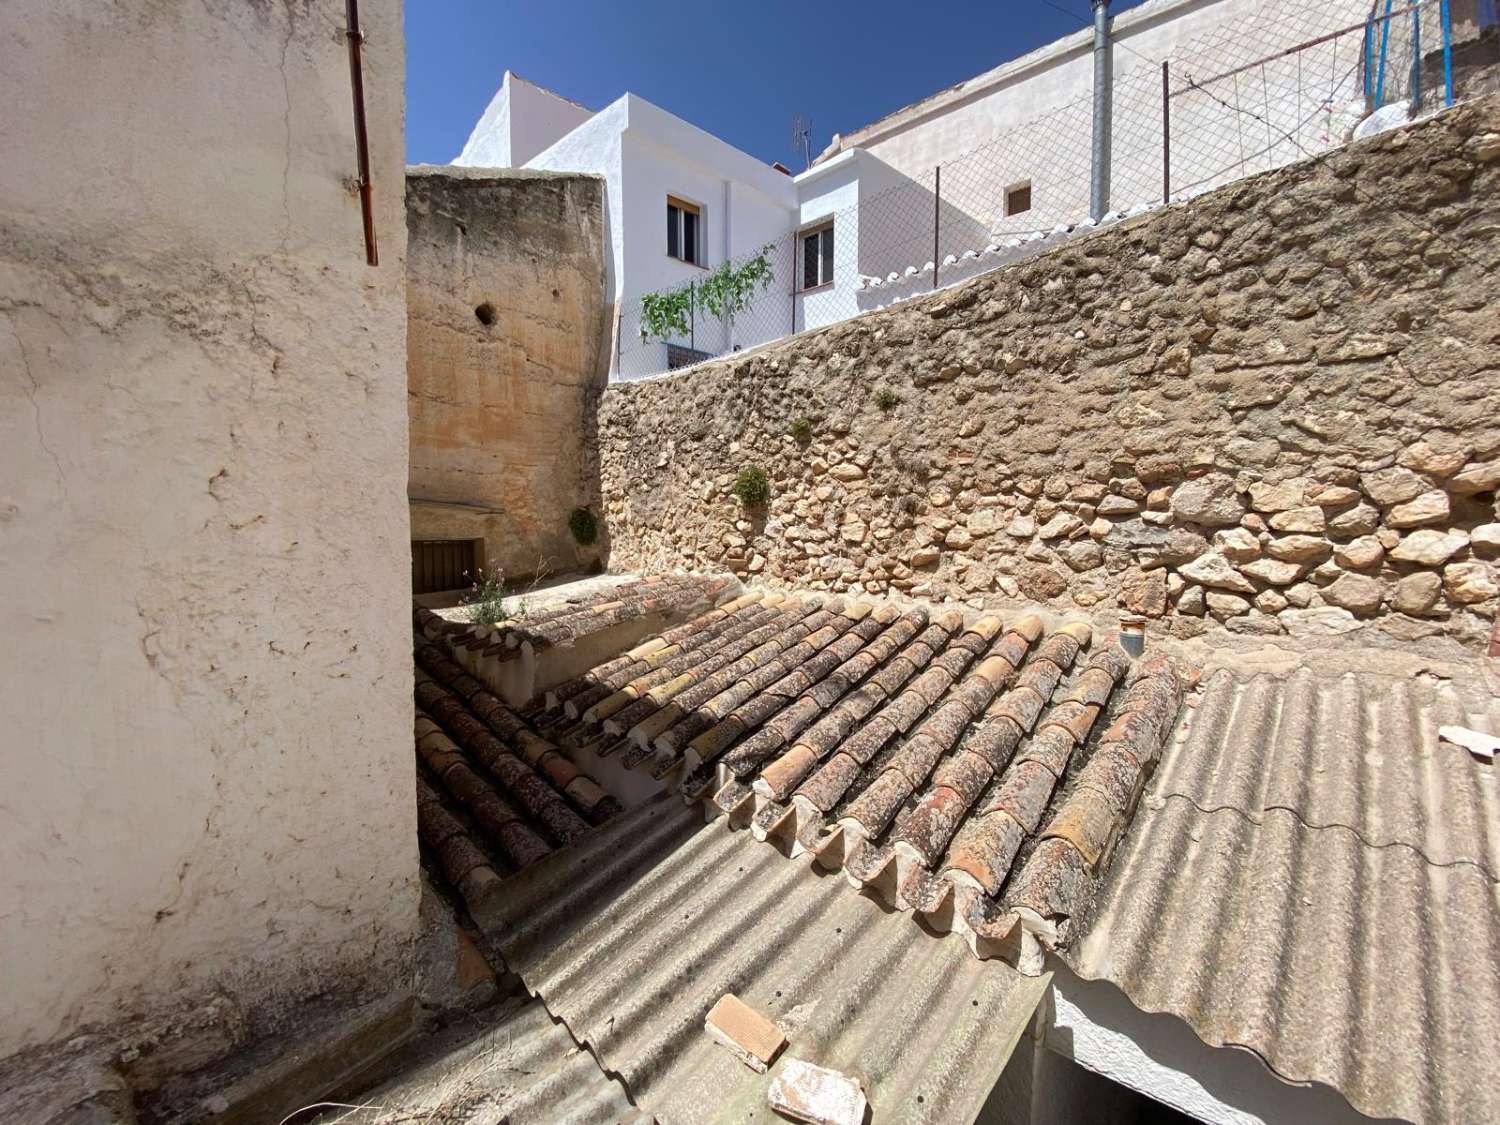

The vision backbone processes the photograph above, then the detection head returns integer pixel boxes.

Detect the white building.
[814,0,1384,235]
[455,73,804,379]
[456,0,1477,381]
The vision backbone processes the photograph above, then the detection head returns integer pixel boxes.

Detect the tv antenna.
[791,113,812,170]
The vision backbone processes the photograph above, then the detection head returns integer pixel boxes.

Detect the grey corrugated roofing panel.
[1152,667,1500,877]
[1068,664,1500,1125]
[317,994,643,1125]
[482,793,1052,1125]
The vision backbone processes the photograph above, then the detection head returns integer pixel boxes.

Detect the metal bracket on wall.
[345,0,379,266]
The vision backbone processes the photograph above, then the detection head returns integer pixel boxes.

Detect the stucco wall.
[0,0,416,1063]
[521,93,799,380]
[407,167,609,584]
[455,71,594,168]
[595,99,1500,651]
[833,0,1374,246]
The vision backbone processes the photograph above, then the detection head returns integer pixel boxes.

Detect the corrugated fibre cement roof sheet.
[479,792,1052,1125]
[1068,661,1500,1125]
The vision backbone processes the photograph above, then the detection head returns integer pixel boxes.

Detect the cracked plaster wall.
[0,0,416,1061]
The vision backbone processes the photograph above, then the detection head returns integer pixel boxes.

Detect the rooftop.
[404,573,1500,1124]
[1069,651,1500,1124]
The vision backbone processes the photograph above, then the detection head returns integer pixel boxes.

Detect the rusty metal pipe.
[346,0,378,266]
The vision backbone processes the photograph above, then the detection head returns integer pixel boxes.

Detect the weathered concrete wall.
[597,99,1500,649]
[0,0,416,1065]
[407,167,608,583]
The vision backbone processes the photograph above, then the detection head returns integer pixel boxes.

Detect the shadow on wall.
[405,166,613,587]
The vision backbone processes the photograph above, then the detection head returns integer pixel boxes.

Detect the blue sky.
[406,0,1149,167]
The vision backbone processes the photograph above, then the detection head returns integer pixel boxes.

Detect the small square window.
[799,222,834,290]
[1004,181,1032,217]
[667,196,703,265]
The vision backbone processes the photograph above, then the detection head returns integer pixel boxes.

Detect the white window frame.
[797,219,835,292]
[667,195,705,267]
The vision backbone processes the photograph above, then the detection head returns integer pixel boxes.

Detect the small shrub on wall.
[732,466,771,508]
[788,416,815,443]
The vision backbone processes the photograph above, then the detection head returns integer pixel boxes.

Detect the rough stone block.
[1170,474,1245,527]
[1389,529,1468,565]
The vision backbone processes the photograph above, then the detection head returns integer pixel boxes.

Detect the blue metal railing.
[1363,0,1454,109]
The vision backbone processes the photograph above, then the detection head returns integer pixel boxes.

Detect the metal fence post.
[689,281,695,352]
[791,235,798,336]
[1090,0,1113,221]
[1411,0,1422,110]
[1441,0,1454,106]
[1162,60,1171,204]
[932,165,941,291]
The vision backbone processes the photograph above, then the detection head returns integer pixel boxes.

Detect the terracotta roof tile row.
[601,596,831,739]
[415,573,734,658]
[415,645,620,829]
[572,598,796,730]
[689,607,953,793]
[615,599,893,766]
[556,594,793,728]
[410,626,627,891]
[523,590,1185,972]
[545,590,771,716]
[414,775,508,917]
[414,715,560,864]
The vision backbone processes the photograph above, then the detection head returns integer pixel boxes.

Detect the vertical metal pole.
[1412,0,1422,110]
[345,0,378,266]
[1162,60,1171,203]
[790,235,797,336]
[1376,0,1394,105]
[1364,6,1374,106]
[1090,0,1113,221]
[932,165,941,290]
[689,282,695,351]
[1441,0,1454,106]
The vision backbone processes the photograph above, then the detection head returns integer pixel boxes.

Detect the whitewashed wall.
[828,0,1374,240]
[456,71,594,169]
[1039,967,1395,1125]
[526,100,628,302]
[0,0,415,1060]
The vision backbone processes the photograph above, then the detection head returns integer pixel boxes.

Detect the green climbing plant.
[639,287,694,342]
[639,244,777,342]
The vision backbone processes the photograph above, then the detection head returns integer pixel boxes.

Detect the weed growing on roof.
[788,415,815,443]
[732,465,771,508]
[874,387,899,411]
[568,506,598,546]
[463,567,508,628]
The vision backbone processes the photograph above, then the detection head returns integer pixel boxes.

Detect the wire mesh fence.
[615,0,1498,381]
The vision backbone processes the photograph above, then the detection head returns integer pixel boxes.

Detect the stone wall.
[407,168,609,584]
[0,0,415,1065]
[597,98,1500,648]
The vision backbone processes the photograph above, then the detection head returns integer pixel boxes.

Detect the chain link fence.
[616,0,1498,381]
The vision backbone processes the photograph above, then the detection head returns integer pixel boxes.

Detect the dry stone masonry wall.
[598,98,1500,648]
